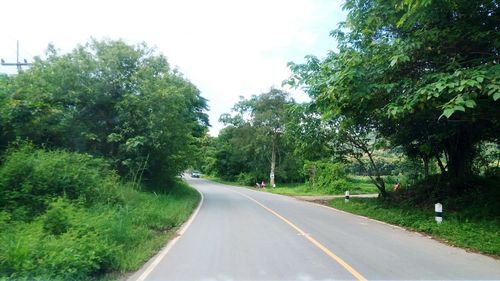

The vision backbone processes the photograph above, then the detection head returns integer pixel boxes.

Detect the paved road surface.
[129,177,500,281]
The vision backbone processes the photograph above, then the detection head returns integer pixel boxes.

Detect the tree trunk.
[366,150,387,197]
[354,153,387,198]
[422,154,429,179]
[447,147,474,178]
[435,153,447,175]
[444,130,476,179]
[270,137,276,187]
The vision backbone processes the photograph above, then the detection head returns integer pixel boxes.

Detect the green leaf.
[435,83,445,92]
[442,108,455,118]
[464,100,476,108]
[390,56,398,67]
[454,105,465,112]
[494,92,500,101]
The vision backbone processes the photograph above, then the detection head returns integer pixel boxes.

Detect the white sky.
[0,0,346,135]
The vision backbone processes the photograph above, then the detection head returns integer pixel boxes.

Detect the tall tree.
[235,89,293,186]
[0,39,209,187]
[216,89,300,185]
[288,0,499,191]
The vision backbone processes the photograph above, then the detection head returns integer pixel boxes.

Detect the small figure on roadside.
[261,181,266,188]
[255,182,261,188]
[393,179,401,191]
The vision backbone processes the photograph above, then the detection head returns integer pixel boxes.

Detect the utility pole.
[1,40,31,72]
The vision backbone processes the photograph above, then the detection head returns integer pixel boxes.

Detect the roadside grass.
[0,181,199,280]
[329,198,500,256]
[258,183,317,196]
[110,181,200,272]
[204,175,242,186]
[0,145,200,281]
[205,175,381,196]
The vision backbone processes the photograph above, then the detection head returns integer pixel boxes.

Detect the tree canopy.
[0,39,209,187]
[213,89,303,185]
[287,0,499,190]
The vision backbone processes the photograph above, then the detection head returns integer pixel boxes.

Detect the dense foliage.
[0,146,199,280]
[303,161,349,193]
[0,39,208,187]
[286,0,499,195]
[0,145,121,221]
[208,89,305,185]
[0,39,206,279]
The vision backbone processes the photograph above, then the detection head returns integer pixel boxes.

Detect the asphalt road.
[129,177,500,281]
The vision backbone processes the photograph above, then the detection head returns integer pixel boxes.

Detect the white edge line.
[133,187,204,281]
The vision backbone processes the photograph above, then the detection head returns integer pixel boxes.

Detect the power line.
[1,40,32,73]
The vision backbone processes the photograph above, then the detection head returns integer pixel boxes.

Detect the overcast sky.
[0,0,346,135]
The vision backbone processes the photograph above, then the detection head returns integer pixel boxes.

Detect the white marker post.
[435,203,443,224]
[345,191,350,202]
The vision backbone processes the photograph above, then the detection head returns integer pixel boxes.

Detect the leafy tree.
[284,103,336,161]
[288,0,500,192]
[214,89,302,184]
[228,89,295,186]
[212,124,264,182]
[0,39,208,187]
[0,74,14,151]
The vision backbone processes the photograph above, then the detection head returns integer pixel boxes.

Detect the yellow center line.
[231,189,368,281]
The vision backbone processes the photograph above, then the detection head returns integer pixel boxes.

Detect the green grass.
[206,175,381,196]
[0,181,200,280]
[259,183,319,196]
[329,198,500,256]
[263,177,380,196]
[110,181,200,272]
[0,146,201,280]
[204,175,242,186]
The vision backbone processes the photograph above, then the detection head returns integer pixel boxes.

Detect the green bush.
[236,172,256,186]
[0,182,200,280]
[0,145,122,220]
[42,199,72,235]
[304,161,349,193]
[0,203,118,280]
[0,146,201,280]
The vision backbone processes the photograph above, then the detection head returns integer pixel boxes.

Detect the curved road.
[129,177,500,281]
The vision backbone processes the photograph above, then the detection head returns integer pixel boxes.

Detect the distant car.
[191,170,201,178]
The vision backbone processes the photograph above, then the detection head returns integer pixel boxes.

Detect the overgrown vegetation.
[0,39,207,280]
[0,39,208,188]
[286,0,500,195]
[0,146,200,280]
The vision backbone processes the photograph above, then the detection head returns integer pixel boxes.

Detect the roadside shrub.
[323,178,349,193]
[236,172,256,186]
[0,180,200,280]
[0,203,118,280]
[0,145,201,280]
[0,145,123,220]
[304,161,349,193]
[42,199,72,235]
